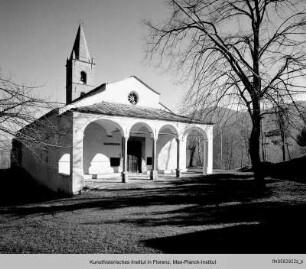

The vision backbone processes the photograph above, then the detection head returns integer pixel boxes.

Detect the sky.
[0,0,185,112]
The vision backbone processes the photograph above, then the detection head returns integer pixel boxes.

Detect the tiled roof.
[71,101,212,124]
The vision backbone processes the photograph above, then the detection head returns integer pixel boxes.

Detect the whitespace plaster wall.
[61,77,164,114]
[157,136,177,172]
[20,111,73,194]
[83,122,122,175]
[100,77,161,108]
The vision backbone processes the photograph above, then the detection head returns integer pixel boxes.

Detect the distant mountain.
[187,101,306,169]
[190,106,246,126]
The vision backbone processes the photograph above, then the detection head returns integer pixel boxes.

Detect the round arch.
[156,124,179,174]
[182,126,208,141]
[83,118,125,178]
[129,121,154,138]
[127,121,155,174]
[83,118,125,137]
[183,126,208,174]
[157,124,179,137]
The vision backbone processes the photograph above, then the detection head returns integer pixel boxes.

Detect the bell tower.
[66,23,95,104]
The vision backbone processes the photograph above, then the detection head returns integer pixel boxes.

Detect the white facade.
[61,76,166,114]
[13,24,214,195]
[65,110,213,194]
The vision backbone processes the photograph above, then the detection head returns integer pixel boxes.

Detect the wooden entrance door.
[127,139,142,173]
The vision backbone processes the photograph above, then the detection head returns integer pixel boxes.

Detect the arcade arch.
[127,122,154,174]
[183,126,208,174]
[157,124,179,174]
[83,119,124,179]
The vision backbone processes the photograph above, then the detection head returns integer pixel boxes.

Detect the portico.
[67,102,213,194]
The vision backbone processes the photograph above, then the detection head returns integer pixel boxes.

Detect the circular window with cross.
[128,91,139,105]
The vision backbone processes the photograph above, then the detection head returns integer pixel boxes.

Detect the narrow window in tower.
[80,71,87,84]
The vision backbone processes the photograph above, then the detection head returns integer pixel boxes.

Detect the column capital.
[177,133,186,141]
[150,134,157,140]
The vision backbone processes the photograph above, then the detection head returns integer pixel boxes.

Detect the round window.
[128,92,138,105]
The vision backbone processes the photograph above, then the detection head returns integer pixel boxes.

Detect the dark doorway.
[127,138,143,173]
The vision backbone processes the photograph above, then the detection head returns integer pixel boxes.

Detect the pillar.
[207,127,213,174]
[203,139,208,175]
[122,136,128,182]
[176,138,181,177]
[150,137,158,180]
[72,126,84,195]
[179,137,187,172]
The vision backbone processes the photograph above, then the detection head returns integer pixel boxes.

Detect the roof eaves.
[159,102,173,113]
[17,108,59,134]
[69,83,106,104]
[72,108,194,123]
[131,76,161,95]
[71,104,212,125]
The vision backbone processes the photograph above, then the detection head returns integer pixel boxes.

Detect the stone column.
[121,136,128,183]
[176,138,181,177]
[203,139,208,175]
[179,137,187,172]
[72,125,84,195]
[150,137,158,180]
[207,127,213,174]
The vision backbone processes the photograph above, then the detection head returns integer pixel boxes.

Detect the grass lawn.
[0,172,306,254]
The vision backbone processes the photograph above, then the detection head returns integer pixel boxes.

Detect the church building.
[13,24,213,195]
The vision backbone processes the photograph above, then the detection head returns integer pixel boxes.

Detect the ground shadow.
[144,204,306,254]
[240,157,306,183]
[1,169,306,253]
[0,167,64,206]
[0,174,273,218]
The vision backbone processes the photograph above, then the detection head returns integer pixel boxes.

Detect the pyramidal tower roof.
[70,23,91,62]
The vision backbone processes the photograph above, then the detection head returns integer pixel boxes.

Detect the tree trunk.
[249,110,265,189]
[281,129,286,162]
[251,18,264,189]
[281,138,286,161]
[189,148,195,167]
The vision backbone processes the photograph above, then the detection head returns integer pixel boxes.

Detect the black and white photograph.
[0,0,306,268]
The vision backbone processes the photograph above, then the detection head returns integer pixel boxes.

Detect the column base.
[176,169,181,178]
[121,172,129,183]
[150,170,158,180]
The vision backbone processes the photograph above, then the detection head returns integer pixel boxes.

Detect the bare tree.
[296,126,306,147]
[187,136,197,167]
[0,74,65,163]
[187,129,205,167]
[145,0,306,187]
[275,106,290,161]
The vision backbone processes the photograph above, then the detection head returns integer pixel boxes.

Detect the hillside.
[187,101,306,170]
